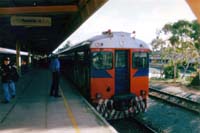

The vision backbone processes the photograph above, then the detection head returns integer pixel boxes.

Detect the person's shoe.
[54,95,61,98]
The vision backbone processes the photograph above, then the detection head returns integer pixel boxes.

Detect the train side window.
[132,52,148,68]
[77,51,84,61]
[92,52,112,69]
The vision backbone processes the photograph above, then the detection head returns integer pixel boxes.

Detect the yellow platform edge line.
[60,86,80,133]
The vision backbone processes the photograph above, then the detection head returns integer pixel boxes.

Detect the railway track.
[131,117,158,133]
[149,88,200,114]
[110,88,200,133]
[109,117,157,133]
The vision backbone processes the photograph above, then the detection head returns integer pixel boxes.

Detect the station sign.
[10,16,51,27]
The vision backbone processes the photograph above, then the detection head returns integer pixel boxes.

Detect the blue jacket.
[50,58,60,72]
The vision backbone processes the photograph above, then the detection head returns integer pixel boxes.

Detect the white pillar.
[16,41,21,75]
[28,51,32,65]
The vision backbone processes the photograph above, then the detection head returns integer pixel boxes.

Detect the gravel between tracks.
[137,98,200,133]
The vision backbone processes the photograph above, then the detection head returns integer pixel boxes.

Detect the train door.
[115,50,130,95]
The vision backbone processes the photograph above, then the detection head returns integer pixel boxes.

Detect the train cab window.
[92,52,112,69]
[132,52,148,68]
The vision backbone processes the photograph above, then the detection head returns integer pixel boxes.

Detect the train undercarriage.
[95,94,146,120]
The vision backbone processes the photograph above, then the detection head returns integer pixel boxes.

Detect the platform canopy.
[0,0,108,54]
[187,0,200,23]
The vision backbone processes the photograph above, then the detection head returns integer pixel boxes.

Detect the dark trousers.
[50,71,60,96]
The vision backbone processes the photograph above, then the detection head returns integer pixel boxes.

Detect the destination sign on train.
[10,16,51,27]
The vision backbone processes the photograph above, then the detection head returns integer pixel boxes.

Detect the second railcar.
[59,31,151,119]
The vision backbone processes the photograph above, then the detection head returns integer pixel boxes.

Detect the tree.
[159,20,199,81]
[162,22,182,82]
[180,41,199,79]
[151,31,167,78]
[191,21,200,81]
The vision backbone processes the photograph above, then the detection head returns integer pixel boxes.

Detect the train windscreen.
[92,52,113,69]
[132,52,149,68]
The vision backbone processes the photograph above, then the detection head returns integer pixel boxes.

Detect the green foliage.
[190,73,200,86]
[164,65,179,79]
[158,20,200,80]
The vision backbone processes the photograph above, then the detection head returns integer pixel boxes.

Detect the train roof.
[87,32,151,50]
[59,31,151,54]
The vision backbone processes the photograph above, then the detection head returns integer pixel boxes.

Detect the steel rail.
[149,88,200,114]
[131,117,158,133]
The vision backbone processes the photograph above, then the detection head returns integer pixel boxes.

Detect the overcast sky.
[54,0,196,52]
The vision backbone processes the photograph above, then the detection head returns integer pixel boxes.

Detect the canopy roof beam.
[186,0,200,23]
[0,5,78,15]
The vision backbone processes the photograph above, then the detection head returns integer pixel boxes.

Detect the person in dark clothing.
[49,55,61,97]
[0,57,17,103]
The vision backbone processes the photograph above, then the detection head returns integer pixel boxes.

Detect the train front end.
[89,31,151,120]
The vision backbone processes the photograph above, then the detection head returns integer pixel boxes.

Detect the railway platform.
[0,69,117,133]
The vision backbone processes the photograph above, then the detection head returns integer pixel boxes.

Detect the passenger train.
[59,30,151,119]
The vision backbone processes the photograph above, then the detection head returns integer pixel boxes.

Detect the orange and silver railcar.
[59,31,151,119]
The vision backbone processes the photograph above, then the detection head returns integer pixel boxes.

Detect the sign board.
[11,16,51,27]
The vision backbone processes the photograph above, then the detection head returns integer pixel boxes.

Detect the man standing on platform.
[49,54,61,97]
[0,57,17,103]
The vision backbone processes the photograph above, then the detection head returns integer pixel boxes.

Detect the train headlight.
[96,93,102,99]
[140,90,146,96]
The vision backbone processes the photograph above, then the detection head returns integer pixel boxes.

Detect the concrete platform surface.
[0,69,117,133]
